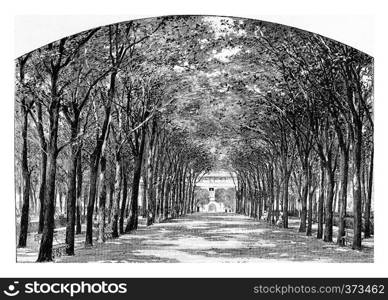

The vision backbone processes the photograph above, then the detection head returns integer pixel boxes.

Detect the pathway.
[50,213,374,263]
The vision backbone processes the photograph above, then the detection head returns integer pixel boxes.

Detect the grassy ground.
[16,212,373,263]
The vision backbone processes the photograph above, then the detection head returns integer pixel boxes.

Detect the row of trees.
[15,17,214,261]
[226,20,373,250]
[15,16,374,263]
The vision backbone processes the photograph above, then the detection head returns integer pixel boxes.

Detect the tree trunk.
[125,154,142,232]
[298,179,308,232]
[179,167,187,217]
[85,105,111,247]
[37,102,47,234]
[85,153,99,247]
[65,138,78,255]
[324,167,335,242]
[76,151,83,235]
[364,149,373,238]
[37,84,60,262]
[107,182,114,224]
[170,182,176,218]
[282,172,290,228]
[83,185,88,217]
[85,71,114,247]
[97,157,107,243]
[163,180,170,220]
[352,125,363,250]
[268,169,274,224]
[317,164,325,239]
[146,137,154,225]
[337,145,349,244]
[31,185,37,214]
[97,183,107,243]
[125,127,146,233]
[119,169,128,234]
[65,118,80,255]
[111,154,122,238]
[257,176,262,219]
[274,176,280,221]
[158,172,166,220]
[18,103,30,248]
[141,139,148,219]
[306,185,315,236]
[141,175,147,217]
[37,150,58,261]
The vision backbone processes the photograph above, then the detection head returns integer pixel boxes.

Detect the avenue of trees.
[226,20,373,250]
[15,16,373,262]
[15,17,214,261]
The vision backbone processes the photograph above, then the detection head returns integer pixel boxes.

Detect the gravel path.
[41,213,375,263]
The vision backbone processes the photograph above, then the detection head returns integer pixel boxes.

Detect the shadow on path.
[54,213,373,263]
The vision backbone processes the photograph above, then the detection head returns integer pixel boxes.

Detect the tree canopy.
[15,16,373,261]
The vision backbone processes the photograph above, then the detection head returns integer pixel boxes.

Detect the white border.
[1,0,387,278]
[14,14,374,58]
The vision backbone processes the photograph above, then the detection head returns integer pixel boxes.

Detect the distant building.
[196,170,236,213]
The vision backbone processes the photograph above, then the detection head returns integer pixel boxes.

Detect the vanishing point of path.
[58,213,373,263]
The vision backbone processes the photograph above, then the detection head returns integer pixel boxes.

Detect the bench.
[101,225,114,241]
[34,233,42,242]
[52,243,67,259]
[104,230,113,240]
[340,234,353,246]
[276,213,284,228]
[336,230,353,246]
